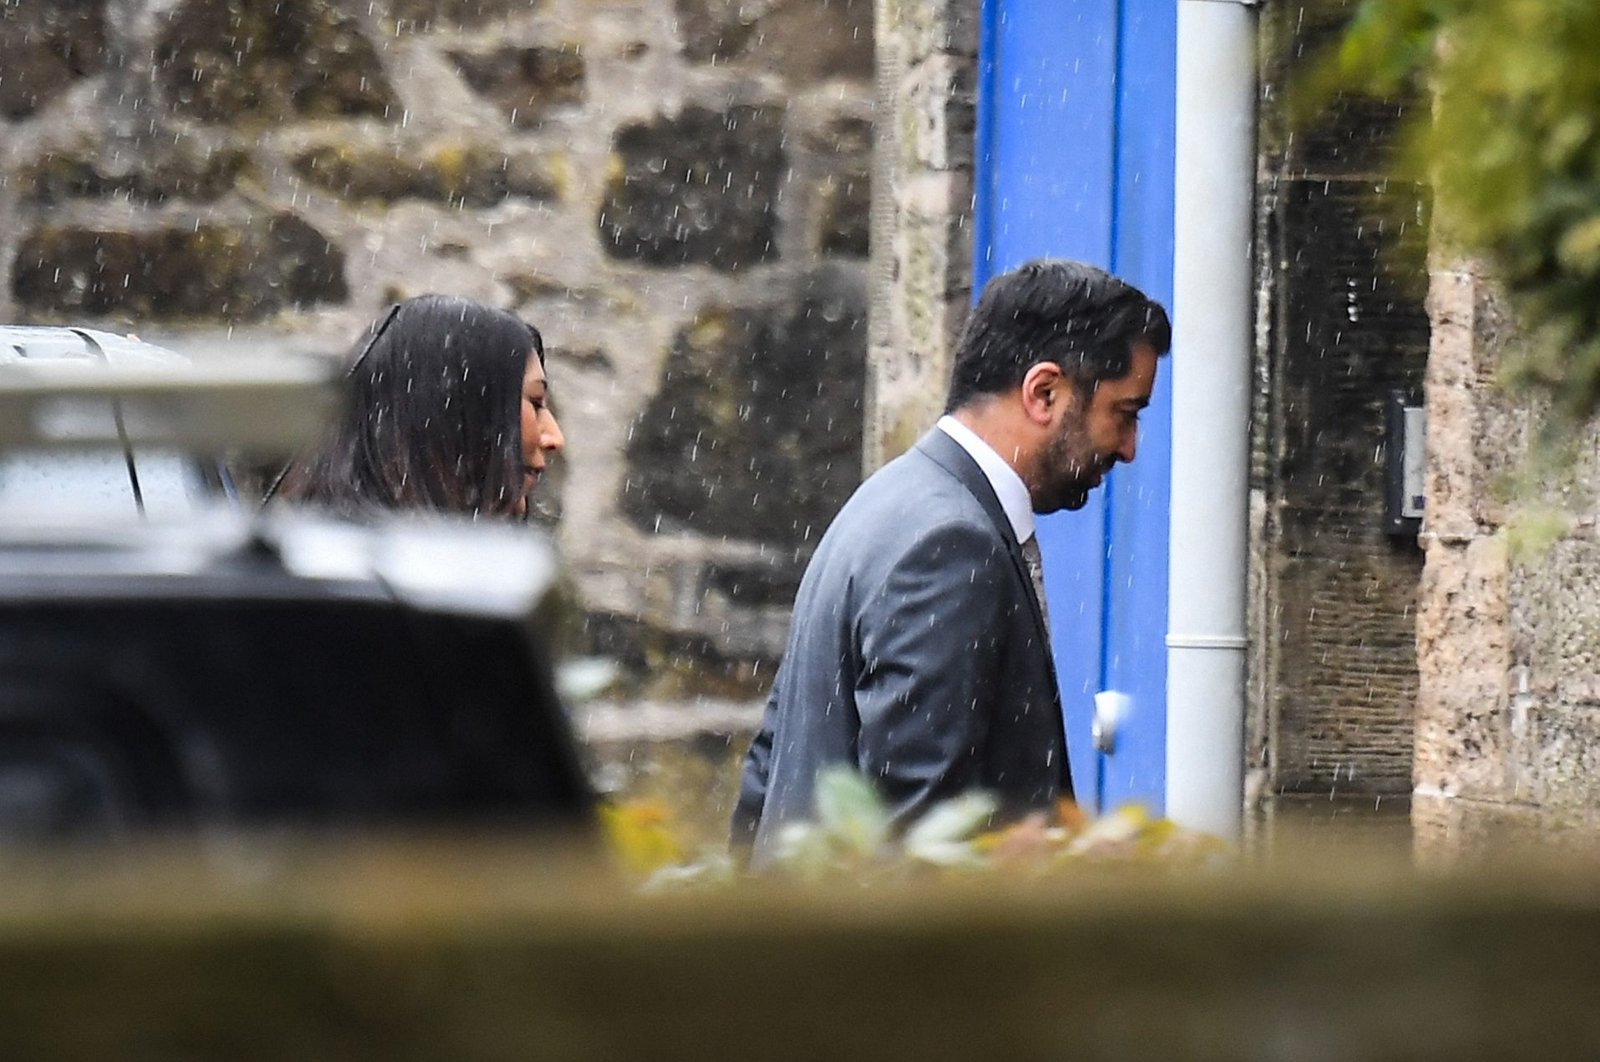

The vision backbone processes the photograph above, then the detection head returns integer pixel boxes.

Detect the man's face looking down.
[1033,340,1159,514]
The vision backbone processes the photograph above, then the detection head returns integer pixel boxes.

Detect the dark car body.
[0,515,595,842]
[0,328,595,844]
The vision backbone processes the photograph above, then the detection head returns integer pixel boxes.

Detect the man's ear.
[1020,362,1068,426]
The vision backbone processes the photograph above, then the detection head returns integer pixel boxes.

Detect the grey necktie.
[1021,533,1051,636]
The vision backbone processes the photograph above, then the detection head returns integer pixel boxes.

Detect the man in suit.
[731,259,1171,861]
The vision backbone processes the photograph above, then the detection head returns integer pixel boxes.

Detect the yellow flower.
[600,800,687,876]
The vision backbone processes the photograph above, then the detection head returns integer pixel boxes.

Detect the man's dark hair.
[274,294,542,517]
[945,259,1171,413]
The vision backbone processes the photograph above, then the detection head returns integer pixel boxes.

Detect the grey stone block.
[12,214,348,321]
[598,103,786,273]
[156,0,398,124]
[618,267,866,546]
[0,0,108,121]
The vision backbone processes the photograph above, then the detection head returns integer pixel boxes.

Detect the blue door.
[973,0,1176,813]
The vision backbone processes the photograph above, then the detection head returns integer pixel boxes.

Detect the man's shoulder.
[817,443,997,562]
[861,431,974,492]
[844,439,980,518]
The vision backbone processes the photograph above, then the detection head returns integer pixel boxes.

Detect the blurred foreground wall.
[2,852,1600,1061]
[0,0,873,699]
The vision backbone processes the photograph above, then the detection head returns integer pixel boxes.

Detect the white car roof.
[0,326,190,369]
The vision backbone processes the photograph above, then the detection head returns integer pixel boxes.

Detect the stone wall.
[1414,264,1600,859]
[864,0,975,470]
[1250,0,1431,808]
[0,0,874,696]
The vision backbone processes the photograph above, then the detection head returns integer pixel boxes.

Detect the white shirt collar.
[936,415,1036,544]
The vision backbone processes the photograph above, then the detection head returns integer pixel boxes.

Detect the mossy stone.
[598,104,785,273]
[574,611,774,702]
[809,116,873,258]
[675,0,872,80]
[448,44,584,129]
[0,1,107,121]
[385,0,545,33]
[12,214,348,322]
[18,147,249,204]
[619,267,866,546]
[156,0,397,124]
[292,143,557,207]
[672,0,758,64]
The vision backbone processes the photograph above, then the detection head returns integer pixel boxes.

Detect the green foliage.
[775,768,897,876]
[1505,506,1576,564]
[623,768,1229,890]
[1323,0,1600,424]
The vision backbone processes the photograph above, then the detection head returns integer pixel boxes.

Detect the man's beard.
[1035,419,1107,514]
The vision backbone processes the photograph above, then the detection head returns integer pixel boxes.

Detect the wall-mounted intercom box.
[1384,389,1425,536]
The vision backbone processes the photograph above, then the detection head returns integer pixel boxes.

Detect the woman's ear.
[1020,361,1067,426]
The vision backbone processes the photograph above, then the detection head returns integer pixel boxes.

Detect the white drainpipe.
[1166,0,1258,841]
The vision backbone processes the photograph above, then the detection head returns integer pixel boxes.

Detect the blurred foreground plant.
[598,799,686,877]
[602,768,1229,889]
[1313,0,1600,431]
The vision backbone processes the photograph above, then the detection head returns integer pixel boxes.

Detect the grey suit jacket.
[731,427,1071,860]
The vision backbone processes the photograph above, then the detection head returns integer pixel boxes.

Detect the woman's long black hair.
[274,294,544,517]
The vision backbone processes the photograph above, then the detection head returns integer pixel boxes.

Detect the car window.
[0,447,223,519]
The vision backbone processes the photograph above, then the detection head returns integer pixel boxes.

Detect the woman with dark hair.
[274,294,564,518]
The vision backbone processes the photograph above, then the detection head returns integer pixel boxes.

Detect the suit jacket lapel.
[913,429,1057,673]
[914,427,1072,795]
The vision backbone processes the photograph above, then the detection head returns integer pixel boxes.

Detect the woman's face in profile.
[518,351,565,513]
